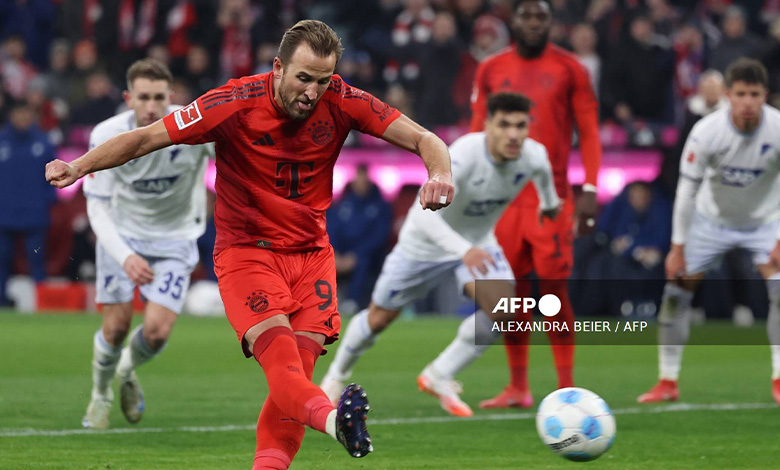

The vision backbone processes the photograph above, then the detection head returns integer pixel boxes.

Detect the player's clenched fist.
[123,254,155,285]
[45,159,80,188]
[462,246,495,277]
[420,173,454,211]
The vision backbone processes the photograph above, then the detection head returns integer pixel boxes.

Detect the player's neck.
[515,42,547,59]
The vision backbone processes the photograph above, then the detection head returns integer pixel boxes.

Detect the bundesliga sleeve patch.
[174,102,203,130]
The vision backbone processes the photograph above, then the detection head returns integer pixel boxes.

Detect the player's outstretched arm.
[45,120,172,188]
[380,115,454,211]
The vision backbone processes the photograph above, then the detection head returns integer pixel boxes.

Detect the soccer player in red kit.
[470,0,602,409]
[45,20,455,469]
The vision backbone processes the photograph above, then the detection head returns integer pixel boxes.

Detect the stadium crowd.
[1,0,778,317]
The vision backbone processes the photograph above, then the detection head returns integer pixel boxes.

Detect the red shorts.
[495,197,575,280]
[214,245,341,356]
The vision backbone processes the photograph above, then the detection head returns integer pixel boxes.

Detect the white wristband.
[582,183,598,193]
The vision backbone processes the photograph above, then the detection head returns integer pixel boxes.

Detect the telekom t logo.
[275,161,314,199]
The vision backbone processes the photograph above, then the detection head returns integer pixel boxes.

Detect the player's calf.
[335,383,373,458]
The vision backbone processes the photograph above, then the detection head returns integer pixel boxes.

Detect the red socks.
[504,280,575,390]
[545,281,575,389]
[504,325,530,391]
[504,279,531,390]
[253,331,329,470]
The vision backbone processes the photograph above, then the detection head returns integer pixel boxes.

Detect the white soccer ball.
[535,387,616,461]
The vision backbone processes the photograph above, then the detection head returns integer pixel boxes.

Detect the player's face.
[727,81,767,129]
[485,110,530,162]
[124,78,171,128]
[512,1,551,55]
[274,45,337,120]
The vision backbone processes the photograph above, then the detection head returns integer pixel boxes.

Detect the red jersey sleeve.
[336,80,401,137]
[163,76,267,145]
[570,62,601,187]
[469,60,490,132]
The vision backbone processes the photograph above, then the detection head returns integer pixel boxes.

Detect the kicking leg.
[247,316,372,458]
[253,334,325,470]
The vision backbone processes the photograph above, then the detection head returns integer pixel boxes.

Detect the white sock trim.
[325,409,337,440]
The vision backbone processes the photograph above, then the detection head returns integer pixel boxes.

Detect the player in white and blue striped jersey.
[321,93,560,416]
[638,58,780,405]
[81,60,213,429]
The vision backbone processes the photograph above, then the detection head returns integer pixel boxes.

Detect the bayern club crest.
[307,120,335,145]
[245,291,269,313]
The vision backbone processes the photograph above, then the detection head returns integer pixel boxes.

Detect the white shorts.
[685,212,779,275]
[372,244,514,311]
[96,237,199,314]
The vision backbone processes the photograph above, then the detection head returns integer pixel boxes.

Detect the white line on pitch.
[0,402,775,438]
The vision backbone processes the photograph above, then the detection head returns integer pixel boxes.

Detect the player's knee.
[142,324,172,351]
[367,304,400,333]
[102,322,131,346]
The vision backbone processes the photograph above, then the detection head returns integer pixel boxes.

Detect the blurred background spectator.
[0,100,56,306]
[601,15,675,125]
[414,11,463,127]
[570,22,600,97]
[69,71,119,126]
[659,69,727,196]
[709,6,761,73]
[574,181,671,318]
[328,165,392,314]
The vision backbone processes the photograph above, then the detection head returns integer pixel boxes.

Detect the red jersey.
[470,44,601,207]
[163,72,400,254]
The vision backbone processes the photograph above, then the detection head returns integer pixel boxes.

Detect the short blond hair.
[126,58,173,90]
[277,20,343,65]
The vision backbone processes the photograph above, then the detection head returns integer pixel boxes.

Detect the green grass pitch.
[1,310,779,469]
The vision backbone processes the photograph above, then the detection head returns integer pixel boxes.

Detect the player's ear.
[273,57,284,79]
[122,90,131,105]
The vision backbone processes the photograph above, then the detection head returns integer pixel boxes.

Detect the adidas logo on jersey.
[720,166,764,187]
[253,134,275,146]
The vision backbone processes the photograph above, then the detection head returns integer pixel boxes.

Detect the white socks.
[657,283,694,381]
[430,310,497,379]
[91,329,121,399]
[325,409,337,440]
[326,309,377,381]
[766,274,780,379]
[116,325,162,380]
